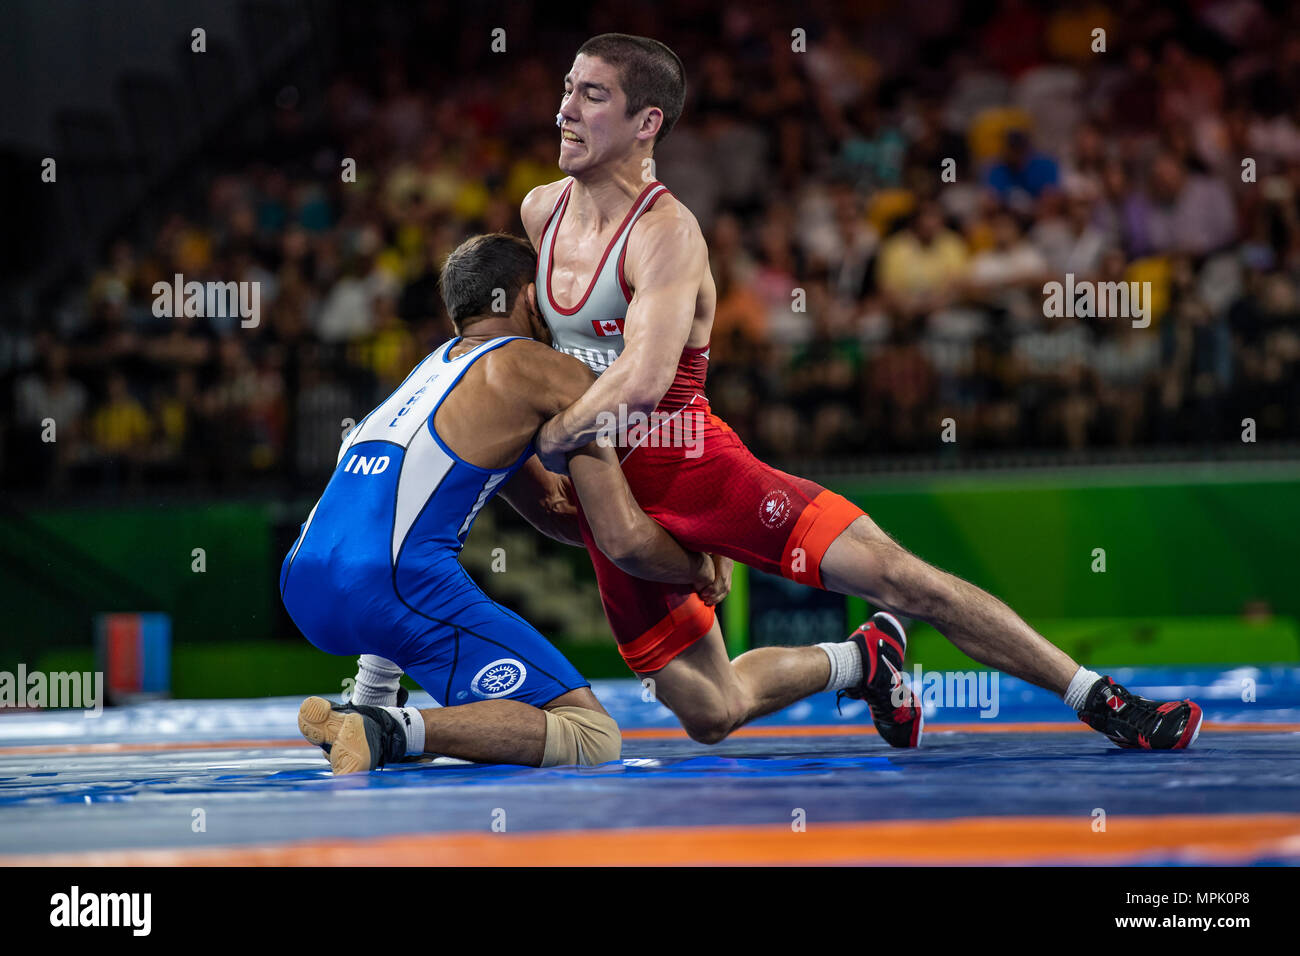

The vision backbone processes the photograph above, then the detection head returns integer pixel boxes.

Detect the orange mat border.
[3,813,1297,867]
[1,721,1295,757]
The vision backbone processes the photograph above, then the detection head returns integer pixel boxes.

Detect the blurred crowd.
[6,0,1300,494]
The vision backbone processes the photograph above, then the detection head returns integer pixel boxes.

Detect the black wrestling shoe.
[320,685,407,756]
[1077,677,1203,750]
[297,697,410,773]
[837,611,924,748]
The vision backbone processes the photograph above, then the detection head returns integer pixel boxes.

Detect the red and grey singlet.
[534,178,709,409]
[535,179,671,375]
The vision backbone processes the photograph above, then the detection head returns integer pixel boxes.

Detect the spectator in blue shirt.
[986,129,1060,206]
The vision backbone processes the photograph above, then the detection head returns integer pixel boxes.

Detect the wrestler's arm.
[515,342,714,590]
[498,456,584,548]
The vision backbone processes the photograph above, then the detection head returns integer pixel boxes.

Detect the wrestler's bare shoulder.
[626,189,707,267]
[638,188,703,238]
[520,179,573,241]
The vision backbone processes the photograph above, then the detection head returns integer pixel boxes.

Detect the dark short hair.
[576,33,686,147]
[439,233,536,329]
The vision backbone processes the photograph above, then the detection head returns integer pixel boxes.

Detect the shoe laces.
[1102,687,1173,738]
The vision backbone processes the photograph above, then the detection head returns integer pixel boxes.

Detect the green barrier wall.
[831,466,1300,620]
[2,501,276,655]
[5,465,1298,697]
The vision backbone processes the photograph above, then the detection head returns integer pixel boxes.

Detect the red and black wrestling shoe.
[1077,676,1203,750]
[839,611,924,748]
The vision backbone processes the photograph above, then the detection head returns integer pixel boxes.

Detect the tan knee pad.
[541,706,621,767]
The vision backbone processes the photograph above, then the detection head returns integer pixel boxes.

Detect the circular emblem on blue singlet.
[471,659,527,698]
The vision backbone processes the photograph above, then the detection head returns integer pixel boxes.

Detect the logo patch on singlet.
[591,318,626,337]
[471,659,527,698]
[759,490,792,530]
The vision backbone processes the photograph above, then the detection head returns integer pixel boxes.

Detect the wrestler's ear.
[523,282,542,329]
[523,282,552,345]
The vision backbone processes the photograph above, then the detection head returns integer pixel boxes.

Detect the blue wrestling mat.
[1,667,1297,865]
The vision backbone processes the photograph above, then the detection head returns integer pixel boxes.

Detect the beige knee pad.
[541,706,621,767]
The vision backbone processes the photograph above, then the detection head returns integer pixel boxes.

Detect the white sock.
[1064,667,1102,711]
[382,705,425,756]
[351,655,403,706]
[817,641,863,692]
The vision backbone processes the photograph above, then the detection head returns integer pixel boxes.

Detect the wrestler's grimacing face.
[557,54,643,174]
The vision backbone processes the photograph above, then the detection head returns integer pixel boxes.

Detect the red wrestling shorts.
[573,399,864,674]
